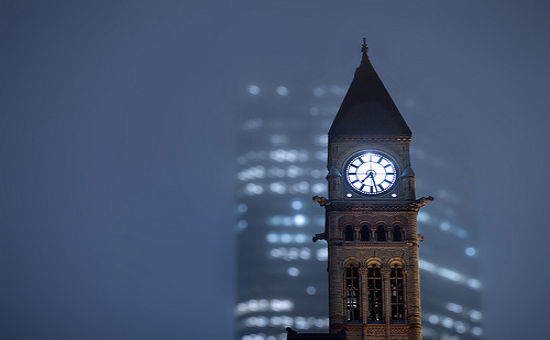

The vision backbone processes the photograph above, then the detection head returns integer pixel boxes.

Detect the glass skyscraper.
[234,80,482,340]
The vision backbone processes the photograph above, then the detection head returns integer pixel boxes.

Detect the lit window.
[428,314,439,324]
[467,278,482,289]
[316,248,328,261]
[454,321,467,334]
[390,263,405,321]
[442,317,454,328]
[294,214,306,226]
[270,182,286,194]
[245,183,264,195]
[294,234,307,243]
[287,165,302,178]
[287,267,300,276]
[291,200,303,210]
[344,263,361,321]
[266,233,278,243]
[247,84,260,95]
[367,263,383,322]
[236,220,248,231]
[280,234,292,243]
[469,310,482,321]
[472,327,483,336]
[465,247,476,256]
[276,86,289,96]
[446,302,463,313]
[299,248,310,260]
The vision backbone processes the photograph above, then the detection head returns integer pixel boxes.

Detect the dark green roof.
[329,44,411,138]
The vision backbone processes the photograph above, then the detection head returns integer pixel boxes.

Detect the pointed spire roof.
[329,38,411,138]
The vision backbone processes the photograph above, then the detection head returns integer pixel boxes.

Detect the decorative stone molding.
[366,325,386,334]
[330,136,412,143]
[390,325,409,334]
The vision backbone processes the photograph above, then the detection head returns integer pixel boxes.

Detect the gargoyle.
[415,196,434,208]
[312,232,327,242]
[312,195,331,206]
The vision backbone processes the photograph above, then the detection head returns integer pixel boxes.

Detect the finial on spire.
[361,37,368,57]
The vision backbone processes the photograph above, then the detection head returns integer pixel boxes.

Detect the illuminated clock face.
[345,152,398,195]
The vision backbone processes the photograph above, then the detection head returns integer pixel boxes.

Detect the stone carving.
[312,195,331,206]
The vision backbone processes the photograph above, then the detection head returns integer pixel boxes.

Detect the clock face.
[345,152,398,195]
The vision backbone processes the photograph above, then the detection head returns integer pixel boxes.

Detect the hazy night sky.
[0,1,548,339]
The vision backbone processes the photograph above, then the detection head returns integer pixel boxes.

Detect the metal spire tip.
[361,37,368,55]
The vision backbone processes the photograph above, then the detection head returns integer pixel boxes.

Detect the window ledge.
[367,320,385,324]
[390,320,408,324]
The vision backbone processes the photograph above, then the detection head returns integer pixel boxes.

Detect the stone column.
[382,267,391,339]
[402,268,409,321]
[359,267,369,340]
[329,256,345,333]
[369,227,376,241]
[407,244,422,340]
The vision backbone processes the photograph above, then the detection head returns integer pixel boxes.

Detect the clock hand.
[362,172,374,184]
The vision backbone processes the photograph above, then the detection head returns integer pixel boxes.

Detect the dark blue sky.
[0,1,548,339]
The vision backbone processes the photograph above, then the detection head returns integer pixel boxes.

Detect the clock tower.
[313,39,433,340]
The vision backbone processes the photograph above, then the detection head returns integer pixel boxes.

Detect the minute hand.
[363,172,374,184]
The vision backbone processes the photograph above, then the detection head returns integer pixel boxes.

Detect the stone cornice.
[328,201,420,212]
[330,241,414,247]
[329,136,411,143]
[325,196,434,212]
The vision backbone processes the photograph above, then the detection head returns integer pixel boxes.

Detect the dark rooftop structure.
[328,38,411,138]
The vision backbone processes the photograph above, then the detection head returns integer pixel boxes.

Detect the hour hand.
[362,172,374,183]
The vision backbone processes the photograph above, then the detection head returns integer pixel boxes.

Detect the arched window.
[367,263,383,322]
[360,225,370,241]
[344,263,361,321]
[344,225,354,241]
[393,225,403,241]
[376,225,386,241]
[390,263,405,321]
